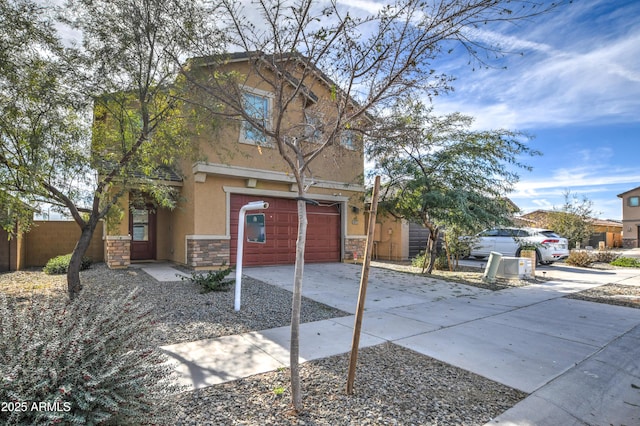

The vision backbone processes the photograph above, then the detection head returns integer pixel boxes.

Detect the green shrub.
[591,250,620,263]
[0,288,182,425]
[610,257,640,268]
[565,250,593,267]
[181,264,233,293]
[43,253,92,275]
[432,253,449,271]
[411,252,427,269]
[411,252,449,271]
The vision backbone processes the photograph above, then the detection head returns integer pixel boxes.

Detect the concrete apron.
[160,262,640,425]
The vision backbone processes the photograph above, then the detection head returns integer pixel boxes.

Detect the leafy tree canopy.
[367,96,539,271]
[0,0,222,297]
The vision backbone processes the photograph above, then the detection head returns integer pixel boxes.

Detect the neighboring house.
[100,53,366,269]
[517,209,623,249]
[588,218,623,248]
[372,198,520,262]
[618,186,640,248]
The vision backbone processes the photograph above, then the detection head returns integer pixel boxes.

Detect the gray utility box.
[496,256,533,279]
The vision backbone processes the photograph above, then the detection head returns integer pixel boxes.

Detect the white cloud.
[335,0,385,14]
[431,1,640,130]
[515,169,640,193]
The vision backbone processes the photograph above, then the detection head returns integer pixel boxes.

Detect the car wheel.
[533,250,542,265]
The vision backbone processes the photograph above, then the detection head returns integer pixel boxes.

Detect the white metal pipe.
[482,251,503,283]
[235,201,269,311]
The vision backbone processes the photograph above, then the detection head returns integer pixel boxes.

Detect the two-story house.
[102,53,367,269]
[618,186,640,248]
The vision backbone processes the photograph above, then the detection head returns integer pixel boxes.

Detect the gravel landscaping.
[0,264,348,346]
[566,283,640,309]
[173,343,526,425]
[2,260,638,425]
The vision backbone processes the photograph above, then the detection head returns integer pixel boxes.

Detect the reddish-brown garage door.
[230,195,341,266]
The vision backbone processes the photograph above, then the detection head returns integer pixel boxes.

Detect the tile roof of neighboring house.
[519,210,622,229]
[519,209,551,217]
[512,216,536,224]
[589,218,622,227]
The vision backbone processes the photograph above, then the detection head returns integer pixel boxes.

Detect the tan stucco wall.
[620,187,640,247]
[188,174,365,239]
[192,175,228,236]
[620,188,640,222]
[24,221,105,267]
[155,207,172,261]
[373,216,407,261]
[192,60,364,187]
[100,57,366,267]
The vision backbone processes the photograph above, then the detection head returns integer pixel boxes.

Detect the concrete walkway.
[157,262,640,425]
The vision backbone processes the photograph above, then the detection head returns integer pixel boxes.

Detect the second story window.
[240,90,271,145]
[629,196,639,207]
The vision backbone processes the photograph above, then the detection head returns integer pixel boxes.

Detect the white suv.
[465,227,569,265]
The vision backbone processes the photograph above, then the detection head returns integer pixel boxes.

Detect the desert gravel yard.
[1,261,638,425]
[0,265,348,346]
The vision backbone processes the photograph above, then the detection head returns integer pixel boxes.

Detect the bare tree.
[180,0,563,412]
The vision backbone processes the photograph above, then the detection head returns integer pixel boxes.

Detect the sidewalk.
[157,263,640,425]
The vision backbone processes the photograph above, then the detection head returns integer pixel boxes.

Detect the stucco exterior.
[102,53,366,269]
[370,216,410,261]
[618,186,640,248]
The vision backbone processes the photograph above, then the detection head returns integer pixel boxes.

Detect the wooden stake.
[346,175,381,395]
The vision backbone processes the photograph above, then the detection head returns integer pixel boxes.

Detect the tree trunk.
[423,226,440,274]
[67,220,98,300]
[290,198,307,412]
[443,233,453,272]
[420,239,430,274]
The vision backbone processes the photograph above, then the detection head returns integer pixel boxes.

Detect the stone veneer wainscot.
[186,237,230,268]
[105,236,131,269]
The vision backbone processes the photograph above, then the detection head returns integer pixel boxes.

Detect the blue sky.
[426,0,640,220]
[49,0,638,221]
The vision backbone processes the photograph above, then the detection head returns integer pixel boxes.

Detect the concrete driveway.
[243,262,640,426]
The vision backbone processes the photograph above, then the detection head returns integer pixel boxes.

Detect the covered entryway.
[230,195,341,266]
[129,207,157,260]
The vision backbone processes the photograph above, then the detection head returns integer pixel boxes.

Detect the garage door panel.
[230,195,340,266]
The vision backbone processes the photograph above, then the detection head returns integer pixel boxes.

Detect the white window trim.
[239,86,274,147]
